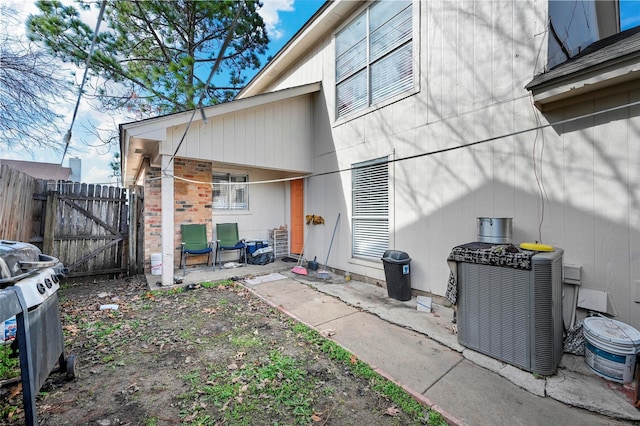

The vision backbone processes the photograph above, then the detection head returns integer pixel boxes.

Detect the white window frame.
[213,173,249,211]
[352,157,389,259]
[335,0,414,120]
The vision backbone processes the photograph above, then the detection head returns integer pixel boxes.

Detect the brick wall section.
[173,158,213,267]
[143,165,162,272]
[143,158,213,272]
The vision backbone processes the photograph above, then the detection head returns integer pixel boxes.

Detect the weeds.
[181,350,316,425]
[292,322,448,426]
[200,280,233,289]
[0,345,19,380]
[174,295,444,425]
[2,277,447,425]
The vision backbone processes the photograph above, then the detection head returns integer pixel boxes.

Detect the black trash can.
[381,250,412,301]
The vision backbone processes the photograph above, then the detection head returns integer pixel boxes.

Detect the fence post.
[128,185,144,275]
[128,187,137,276]
[43,190,58,255]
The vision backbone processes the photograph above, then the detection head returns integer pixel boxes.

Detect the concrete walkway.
[148,261,639,425]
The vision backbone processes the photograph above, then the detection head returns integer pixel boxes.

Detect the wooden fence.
[0,165,42,243]
[0,164,144,278]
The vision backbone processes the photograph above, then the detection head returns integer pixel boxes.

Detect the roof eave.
[238,0,361,98]
[527,55,640,110]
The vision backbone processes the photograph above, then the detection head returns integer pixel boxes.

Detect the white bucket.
[151,253,162,276]
[583,317,640,384]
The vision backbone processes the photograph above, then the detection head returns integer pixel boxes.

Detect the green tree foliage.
[109,152,120,179]
[27,0,269,117]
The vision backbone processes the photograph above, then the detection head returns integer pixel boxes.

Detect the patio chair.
[215,223,247,269]
[180,224,214,270]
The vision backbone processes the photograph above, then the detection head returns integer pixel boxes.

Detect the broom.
[291,227,309,275]
[291,247,307,275]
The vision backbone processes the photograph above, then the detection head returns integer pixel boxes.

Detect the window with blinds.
[213,173,248,210]
[352,157,389,259]
[336,0,413,119]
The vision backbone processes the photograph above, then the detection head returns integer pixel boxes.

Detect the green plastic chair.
[180,224,213,270]
[215,223,247,269]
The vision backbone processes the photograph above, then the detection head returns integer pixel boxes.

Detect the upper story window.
[213,173,248,210]
[336,0,413,119]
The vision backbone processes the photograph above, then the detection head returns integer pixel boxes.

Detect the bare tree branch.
[0,5,72,154]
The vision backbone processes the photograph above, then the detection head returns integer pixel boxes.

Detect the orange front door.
[290,179,304,254]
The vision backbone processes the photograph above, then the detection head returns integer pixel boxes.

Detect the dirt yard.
[1,275,444,425]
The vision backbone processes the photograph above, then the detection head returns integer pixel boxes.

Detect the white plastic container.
[583,317,640,384]
[2,316,16,344]
[151,253,162,276]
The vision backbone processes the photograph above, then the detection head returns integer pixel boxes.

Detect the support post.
[161,156,175,286]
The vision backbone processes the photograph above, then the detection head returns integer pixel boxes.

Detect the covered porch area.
[120,83,321,286]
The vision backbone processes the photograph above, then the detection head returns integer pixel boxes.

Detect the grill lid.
[0,240,42,279]
[0,241,66,286]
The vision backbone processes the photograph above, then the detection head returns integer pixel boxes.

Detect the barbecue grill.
[0,240,75,426]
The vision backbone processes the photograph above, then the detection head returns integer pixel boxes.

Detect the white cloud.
[258,0,295,41]
[84,164,117,185]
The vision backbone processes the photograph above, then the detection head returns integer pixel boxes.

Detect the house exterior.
[0,158,81,182]
[120,0,639,330]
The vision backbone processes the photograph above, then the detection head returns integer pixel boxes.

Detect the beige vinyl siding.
[229,1,640,330]
[265,38,329,94]
[166,94,314,173]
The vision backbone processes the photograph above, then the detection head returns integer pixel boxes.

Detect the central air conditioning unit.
[457,248,564,376]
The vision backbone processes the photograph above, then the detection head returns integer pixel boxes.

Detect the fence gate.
[43,182,128,278]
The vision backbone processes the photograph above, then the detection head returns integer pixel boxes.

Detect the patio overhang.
[119,82,322,187]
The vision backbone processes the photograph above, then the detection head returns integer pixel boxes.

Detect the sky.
[2,0,639,185]
[621,0,640,29]
[1,0,325,185]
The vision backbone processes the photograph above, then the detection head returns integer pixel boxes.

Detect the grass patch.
[177,316,445,425]
[0,344,19,380]
[10,277,448,425]
[201,280,234,289]
[87,321,122,339]
[292,322,448,426]
[229,334,262,349]
[144,416,159,426]
[181,350,315,425]
[0,343,21,423]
